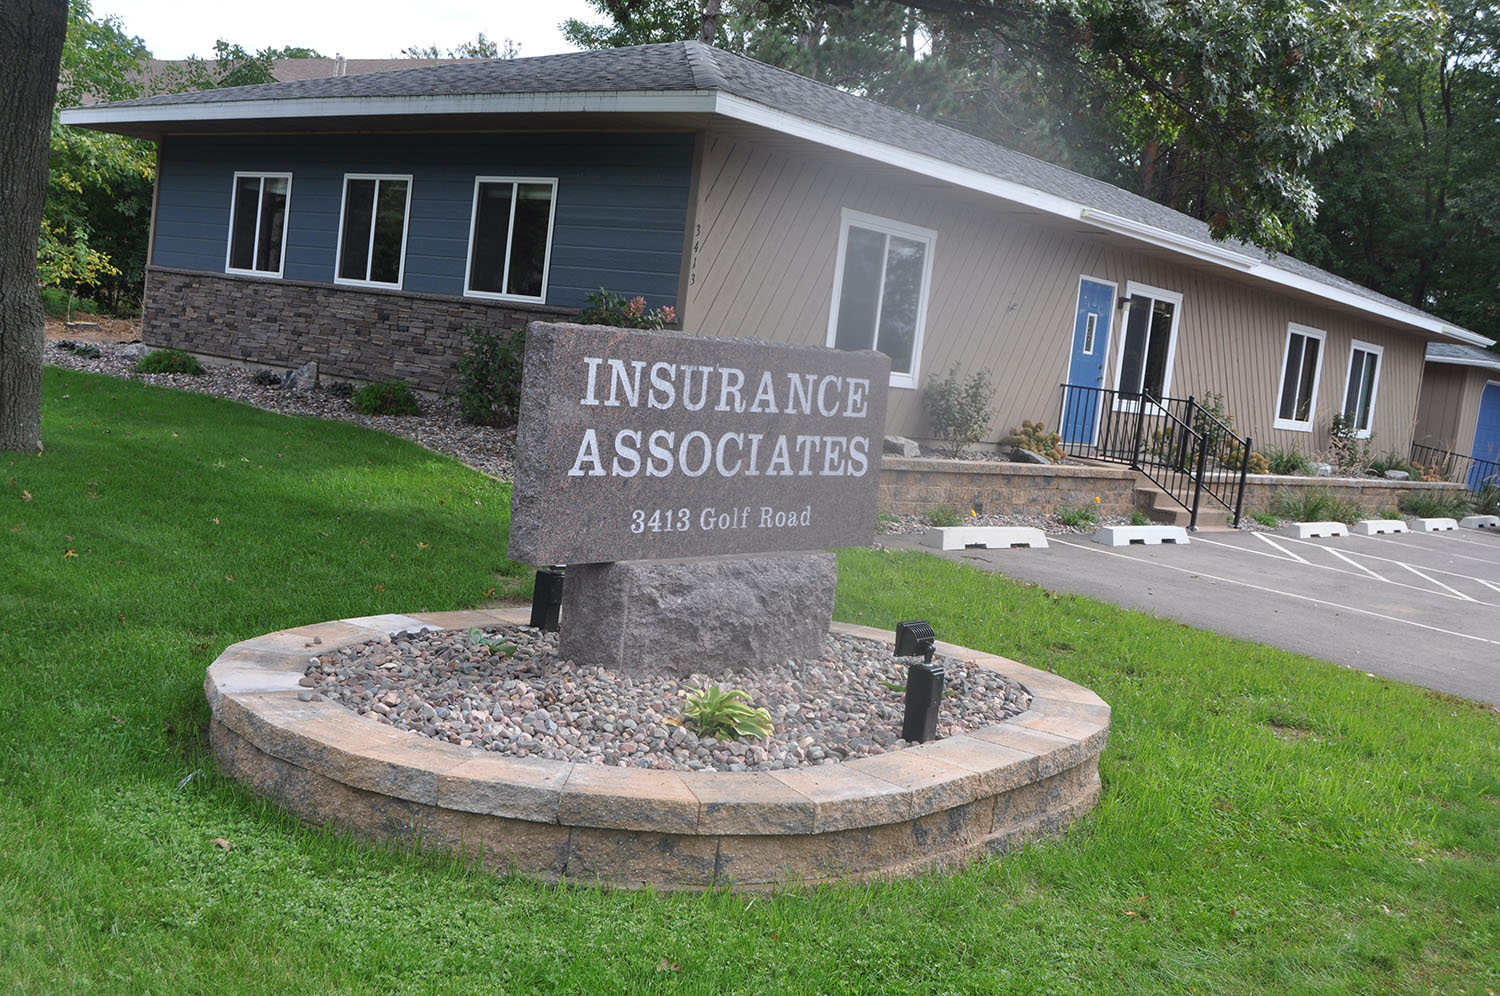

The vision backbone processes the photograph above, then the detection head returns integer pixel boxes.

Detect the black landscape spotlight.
[530,566,565,632]
[896,619,944,743]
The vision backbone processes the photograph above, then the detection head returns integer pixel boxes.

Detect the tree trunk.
[699,0,721,45]
[0,0,66,453]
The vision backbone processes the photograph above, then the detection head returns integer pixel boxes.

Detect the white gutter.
[61,86,1494,348]
[1425,354,1500,371]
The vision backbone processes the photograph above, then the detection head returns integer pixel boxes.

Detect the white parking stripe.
[1193,535,1494,604]
[1251,532,1309,563]
[1397,562,1478,601]
[1282,534,1500,588]
[1050,538,1500,648]
[1353,532,1500,564]
[1320,546,1388,581]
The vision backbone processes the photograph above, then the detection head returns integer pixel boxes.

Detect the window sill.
[463,289,547,305]
[1273,418,1314,432]
[334,276,403,290]
[225,267,284,279]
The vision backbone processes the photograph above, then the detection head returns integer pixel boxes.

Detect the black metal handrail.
[1410,443,1500,495]
[1058,384,1252,528]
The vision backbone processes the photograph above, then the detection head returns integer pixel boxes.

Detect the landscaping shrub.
[1326,413,1373,474]
[134,348,203,375]
[326,381,354,399]
[1004,419,1064,463]
[1250,509,1279,527]
[457,324,525,427]
[351,379,421,416]
[924,506,963,527]
[1057,504,1100,528]
[40,286,103,318]
[923,365,997,458]
[1263,444,1314,476]
[70,343,100,359]
[575,288,676,329]
[1128,510,1151,526]
[1270,487,1364,524]
[1398,491,1474,519]
[1368,450,1422,479]
[1473,482,1500,517]
[251,369,282,387]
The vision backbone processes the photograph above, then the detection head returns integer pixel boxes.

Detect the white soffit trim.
[62,86,1495,349]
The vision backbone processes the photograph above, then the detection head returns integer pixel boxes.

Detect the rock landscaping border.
[208,607,1109,890]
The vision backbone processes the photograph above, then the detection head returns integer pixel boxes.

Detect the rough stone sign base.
[508,322,889,673]
[559,552,836,676]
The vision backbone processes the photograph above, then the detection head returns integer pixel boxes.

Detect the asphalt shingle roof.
[73,42,1481,339]
[1427,342,1500,369]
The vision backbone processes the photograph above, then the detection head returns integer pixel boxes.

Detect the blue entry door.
[1470,381,1500,490]
[1061,277,1116,445]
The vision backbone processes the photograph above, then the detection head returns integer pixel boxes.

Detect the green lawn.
[2,367,1497,994]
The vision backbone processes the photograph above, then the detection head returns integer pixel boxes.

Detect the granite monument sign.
[507,322,890,674]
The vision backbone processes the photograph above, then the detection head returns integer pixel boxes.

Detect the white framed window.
[1275,323,1326,431]
[1342,340,1383,438]
[1112,281,1183,404]
[334,174,412,288]
[825,208,936,390]
[463,177,558,302]
[225,172,291,277]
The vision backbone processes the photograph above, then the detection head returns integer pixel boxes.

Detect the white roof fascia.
[62,85,1495,348]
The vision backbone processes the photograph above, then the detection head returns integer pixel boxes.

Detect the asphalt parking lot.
[889,525,1500,707]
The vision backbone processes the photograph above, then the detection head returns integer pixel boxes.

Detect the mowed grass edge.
[0,367,1495,995]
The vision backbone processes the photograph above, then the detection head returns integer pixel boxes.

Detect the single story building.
[63,41,1494,462]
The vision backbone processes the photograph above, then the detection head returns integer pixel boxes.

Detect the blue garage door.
[1470,381,1500,490]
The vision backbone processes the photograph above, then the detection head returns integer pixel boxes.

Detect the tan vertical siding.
[1414,365,1466,450]
[687,129,1438,456]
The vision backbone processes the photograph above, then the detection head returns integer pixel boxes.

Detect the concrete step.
[1131,476,1231,530]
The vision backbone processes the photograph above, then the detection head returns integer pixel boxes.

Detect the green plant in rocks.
[467,627,516,657]
[681,685,773,740]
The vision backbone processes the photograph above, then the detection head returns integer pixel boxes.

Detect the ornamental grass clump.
[1270,486,1364,524]
[1398,491,1474,519]
[351,379,421,416]
[681,685,773,740]
[134,348,203,375]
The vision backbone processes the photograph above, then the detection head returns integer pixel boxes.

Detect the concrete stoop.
[1131,477,1230,530]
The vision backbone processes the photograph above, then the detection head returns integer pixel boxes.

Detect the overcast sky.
[94,0,599,60]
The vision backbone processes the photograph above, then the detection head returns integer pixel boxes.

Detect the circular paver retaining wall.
[206,608,1109,890]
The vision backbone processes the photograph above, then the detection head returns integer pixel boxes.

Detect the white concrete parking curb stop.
[1409,517,1458,532]
[1352,519,1407,535]
[923,526,1049,551]
[1092,525,1190,547]
[1280,521,1349,538]
[1459,515,1500,530]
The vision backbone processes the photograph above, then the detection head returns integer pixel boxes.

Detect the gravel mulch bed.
[302,625,1032,772]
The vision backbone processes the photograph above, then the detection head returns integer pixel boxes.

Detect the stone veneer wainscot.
[142,266,570,394]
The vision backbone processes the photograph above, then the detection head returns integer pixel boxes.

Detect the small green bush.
[457,324,525,427]
[576,288,676,329]
[1270,487,1364,524]
[1005,419,1065,463]
[251,369,282,387]
[1368,450,1421,479]
[134,349,203,375]
[40,287,103,318]
[351,379,421,416]
[1263,444,1314,476]
[326,381,354,399]
[1250,510,1279,527]
[924,507,963,528]
[71,343,101,359]
[1128,510,1151,526]
[1057,505,1100,528]
[1398,491,1473,519]
[923,365,996,458]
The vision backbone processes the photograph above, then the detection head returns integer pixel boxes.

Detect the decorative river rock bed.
[302,626,1033,771]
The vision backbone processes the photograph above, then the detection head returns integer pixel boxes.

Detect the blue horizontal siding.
[152,132,692,308]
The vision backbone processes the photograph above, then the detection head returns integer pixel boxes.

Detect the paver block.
[1409,517,1458,532]
[1459,515,1500,530]
[1280,521,1348,538]
[1092,525,1189,546]
[922,526,1048,551]
[1352,519,1408,535]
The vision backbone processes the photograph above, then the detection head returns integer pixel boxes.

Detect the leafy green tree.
[155,40,277,91]
[565,0,1438,252]
[1293,0,1500,338]
[44,0,154,313]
